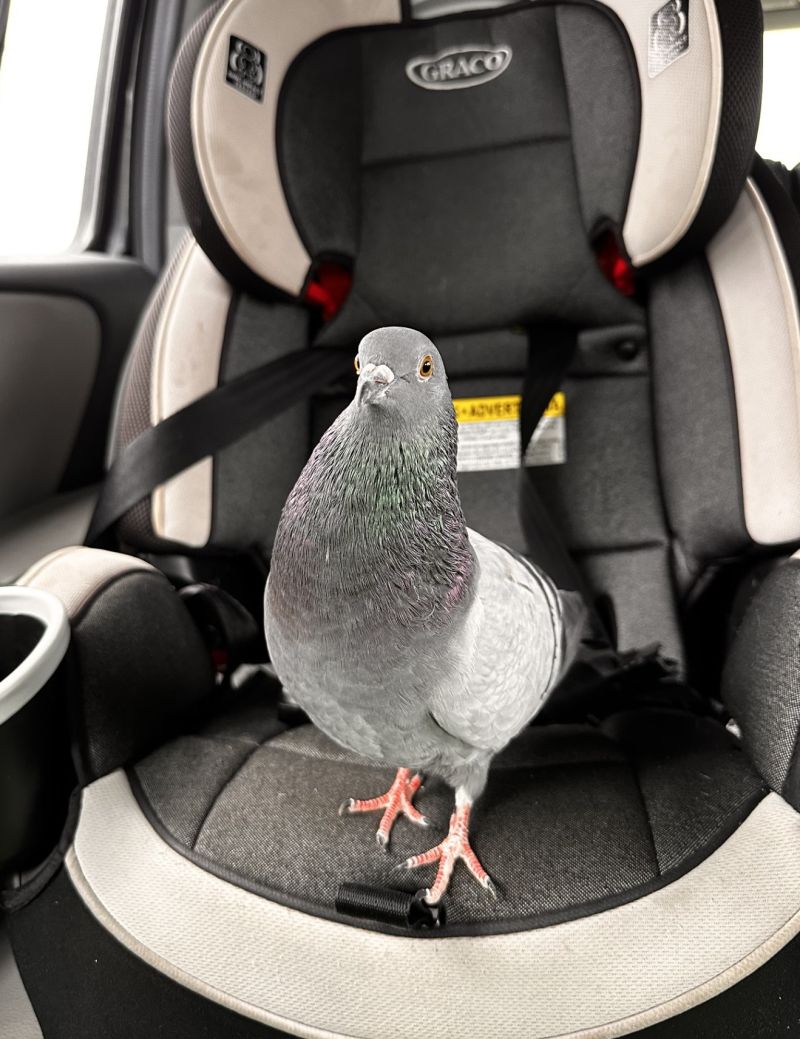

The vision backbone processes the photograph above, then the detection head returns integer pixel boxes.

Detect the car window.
[758,27,800,169]
[0,0,113,256]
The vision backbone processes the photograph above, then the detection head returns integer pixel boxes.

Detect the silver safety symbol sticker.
[648,0,689,78]
[227,35,266,102]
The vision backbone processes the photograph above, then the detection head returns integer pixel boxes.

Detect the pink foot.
[339,767,429,849]
[401,802,496,904]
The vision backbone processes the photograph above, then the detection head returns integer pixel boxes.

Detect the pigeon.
[264,326,586,904]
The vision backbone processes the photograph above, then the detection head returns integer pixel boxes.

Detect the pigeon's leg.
[339,767,429,849]
[402,788,496,904]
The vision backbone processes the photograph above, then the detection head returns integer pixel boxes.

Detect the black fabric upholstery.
[581,545,683,663]
[132,688,764,936]
[649,257,746,571]
[766,158,800,212]
[723,557,800,808]
[526,325,682,659]
[281,7,640,342]
[554,4,638,239]
[535,370,664,551]
[68,571,215,782]
[211,298,313,554]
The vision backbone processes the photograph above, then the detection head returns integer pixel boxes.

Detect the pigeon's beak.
[356,363,395,407]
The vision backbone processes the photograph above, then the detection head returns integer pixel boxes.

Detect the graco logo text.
[406,46,512,91]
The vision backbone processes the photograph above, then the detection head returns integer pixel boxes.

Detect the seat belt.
[87,331,582,553]
[88,323,661,672]
[87,326,592,595]
[86,348,352,546]
[518,329,684,720]
[518,326,586,594]
[518,326,615,634]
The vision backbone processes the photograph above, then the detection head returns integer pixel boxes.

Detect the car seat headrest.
[109,0,765,559]
[169,0,762,319]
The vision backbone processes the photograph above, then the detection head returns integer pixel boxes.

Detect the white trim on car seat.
[191,0,403,297]
[19,547,156,619]
[69,774,800,1039]
[150,240,233,548]
[609,0,722,266]
[192,0,722,280]
[707,179,800,545]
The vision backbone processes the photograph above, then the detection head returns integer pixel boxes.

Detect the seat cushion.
[131,685,765,934]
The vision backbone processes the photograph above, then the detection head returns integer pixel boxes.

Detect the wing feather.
[428,529,564,755]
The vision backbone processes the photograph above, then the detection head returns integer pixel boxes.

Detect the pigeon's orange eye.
[419,355,433,379]
[354,356,361,374]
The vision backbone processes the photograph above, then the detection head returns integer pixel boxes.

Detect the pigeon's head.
[353,327,451,428]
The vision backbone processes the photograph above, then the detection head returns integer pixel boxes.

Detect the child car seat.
[8,1,800,1036]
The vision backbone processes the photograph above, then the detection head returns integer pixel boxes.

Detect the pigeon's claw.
[340,768,428,850]
[403,802,494,904]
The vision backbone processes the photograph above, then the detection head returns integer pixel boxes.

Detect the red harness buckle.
[595,231,636,297]
[305,262,353,321]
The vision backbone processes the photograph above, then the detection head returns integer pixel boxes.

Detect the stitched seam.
[266,738,626,769]
[194,733,261,747]
[190,733,273,850]
[571,540,666,558]
[361,133,569,173]
[630,757,661,877]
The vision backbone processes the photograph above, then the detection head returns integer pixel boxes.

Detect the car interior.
[4,0,800,1036]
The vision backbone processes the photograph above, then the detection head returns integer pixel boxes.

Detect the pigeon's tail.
[558,589,589,675]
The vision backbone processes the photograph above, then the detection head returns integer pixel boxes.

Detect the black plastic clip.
[335,883,445,931]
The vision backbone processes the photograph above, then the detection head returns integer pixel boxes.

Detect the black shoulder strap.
[89,330,583,566]
[86,348,352,546]
[519,328,619,651]
[518,327,588,592]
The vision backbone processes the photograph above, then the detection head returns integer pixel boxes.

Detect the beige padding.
[70,774,800,1039]
[19,547,155,619]
[609,0,723,265]
[192,0,402,296]
[193,0,724,273]
[150,240,233,548]
[707,179,800,545]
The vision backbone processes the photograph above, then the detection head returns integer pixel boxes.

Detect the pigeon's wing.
[428,529,581,755]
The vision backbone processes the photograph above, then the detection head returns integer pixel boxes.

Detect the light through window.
[758,27,800,169]
[0,0,111,255]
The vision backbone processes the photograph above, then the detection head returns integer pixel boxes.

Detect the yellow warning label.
[543,392,565,419]
[453,392,565,424]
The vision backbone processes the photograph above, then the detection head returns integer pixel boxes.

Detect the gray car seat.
[8,1,800,1037]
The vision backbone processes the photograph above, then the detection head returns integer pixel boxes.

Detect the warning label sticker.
[454,393,566,472]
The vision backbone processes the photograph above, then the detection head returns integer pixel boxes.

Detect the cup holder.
[0,587,69,725]
[0,586,72,878]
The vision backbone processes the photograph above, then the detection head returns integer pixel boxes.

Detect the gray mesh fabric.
[724,558,800,805]
[649,257,746,571]
[133,690,765,933]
